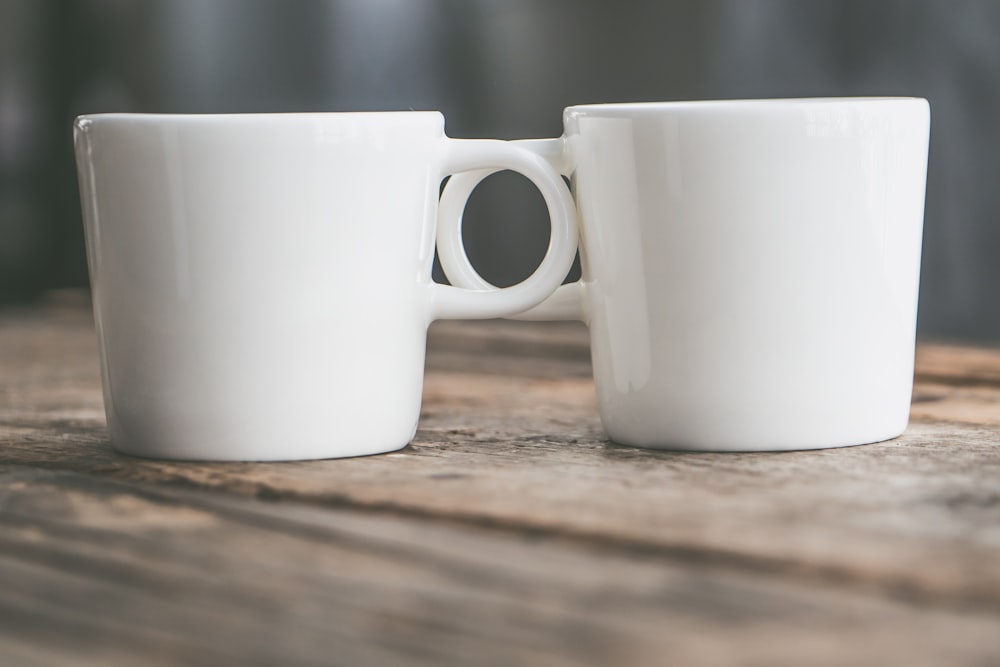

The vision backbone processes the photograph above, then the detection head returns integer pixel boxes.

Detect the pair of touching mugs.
[74,97,931,461]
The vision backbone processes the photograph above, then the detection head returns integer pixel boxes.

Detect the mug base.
[603,425,908,453]
[108,439,410,462]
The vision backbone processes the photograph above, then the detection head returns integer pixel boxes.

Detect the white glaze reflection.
[573,116,652,395]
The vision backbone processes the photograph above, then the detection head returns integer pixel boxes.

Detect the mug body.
[564,98,930,450]
[74,112,445,460]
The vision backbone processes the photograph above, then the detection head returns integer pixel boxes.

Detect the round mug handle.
[429,138,578,321]
[437,138,586,322]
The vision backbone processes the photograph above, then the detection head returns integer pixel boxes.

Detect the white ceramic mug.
[74,111,577,461]
[439,98,931,451]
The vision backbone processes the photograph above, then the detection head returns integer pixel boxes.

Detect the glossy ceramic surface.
[439,98,931,451]
[75,112,576,460]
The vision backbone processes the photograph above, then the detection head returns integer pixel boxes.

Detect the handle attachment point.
[436,139,585,322]
[429,139,578,322]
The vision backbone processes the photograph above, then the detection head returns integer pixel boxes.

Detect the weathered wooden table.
[1,291,999,666]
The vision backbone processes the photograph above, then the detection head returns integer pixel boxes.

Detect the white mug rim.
[565,96,927,117]
[74,110,445,129]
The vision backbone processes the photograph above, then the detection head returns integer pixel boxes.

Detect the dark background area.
[2,0,998,340]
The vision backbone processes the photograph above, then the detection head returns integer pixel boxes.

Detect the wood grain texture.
[915,340,1000,387]
[2,291,1000,666]
[1,465,999,667]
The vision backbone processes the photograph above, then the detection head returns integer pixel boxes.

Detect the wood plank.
[912,382,1000,427]
[3,295,1000,613]
[4,410,1000,610]
[0,465,999,667]
[915,340,1000,387]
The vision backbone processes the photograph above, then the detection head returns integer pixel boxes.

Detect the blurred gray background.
[1,0,998,340]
